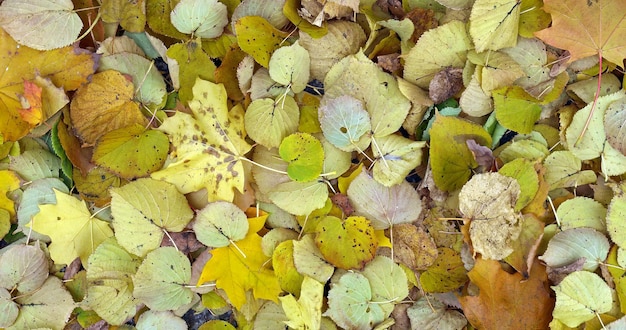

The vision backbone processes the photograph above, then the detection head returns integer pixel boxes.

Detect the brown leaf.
[405,7,438,43]
[546,258,586,285]
[161,231,204,255]
[377,53,401,73]
[393,223,438,271]
[330,193,354,216]
[466,139,495,172]
[458,258,555,330]
[429,67,464,104]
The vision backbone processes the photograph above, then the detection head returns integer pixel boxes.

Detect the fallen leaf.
[151,78,252,202]
[535,0,626,67]
[315,216,378,270]
[28,189,114,265]
[458,258,554,329]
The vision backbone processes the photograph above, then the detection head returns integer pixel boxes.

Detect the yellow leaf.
[315,216,378,270]
[70,70,147,146]
[234,16,289,68]
[469,0,521,52]
[0,27,95,142]
[197,219,282,309]
[279,276,324,330]
[28,190,114,265]
[0,170,21,218]
[167,40,217,104]
[151,78,252,202]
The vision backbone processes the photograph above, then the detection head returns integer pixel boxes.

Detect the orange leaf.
[18,80,43,126]
[0,27,95,142]
[458,258,555,329]
[535,0,626,67]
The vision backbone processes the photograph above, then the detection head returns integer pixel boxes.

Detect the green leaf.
[493,86,542,134]
[361,256,409,304]
[498,158,539,211]
[608,183,626,250]
[92,124,169,180]
[9,149,60,181]
[430,114,492,191]
[244,97,299,149]
[279,133,324,182]
[133,247,194,311]
[166,41,216,104]
[268,180,329,216]
[543,150,597,189]
[268,41,310,93]
[552,271,612,327]
[136,310,188,329]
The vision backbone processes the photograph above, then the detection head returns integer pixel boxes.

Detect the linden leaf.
[458,259,554,329]
[535,0,626,67]
[371,135,426,186]
[273,240,305,296]
[543,150,597,189]
[84,237,142,325]
[420,247,468,293]
[198,216,281,310]
[318,95,372,153]
[361,256,409,305]
[557,197,607,232]
[170,0,228,38]
[469,0,521,52]
[408,297,468,330]
[292,235,335,283]
[268,180,329,216]
[0,0,82,50]
[493,86,543,134]
[244,96,300,149]
[279,132,324,182]
[566,90,626,176]
[540,228,610,272]
[404,20,473,88]
[347,171,422,230]
[151,78,252,202]
[552,271,612,327]
[193,201,249,248]
[166,40,217,104]
[283,0,328,38]
[324,272,387,330]
[0,288,18,328]
[392,224,438,271]
[315,216,378,270]
[460,172,523,260]
[605,98,626,155]
[70,70,147,146]
[498,158,540,211]
[28,189,113,265]
[430,114,492,191]
[234,16,290,68]
[0,170,20,218]
[268,41,310,93]
[136,310,188,329]
[0,28,95,142]
[110,178,194,257]
[101,0,146,32]
[324,51,411,138]
[299,21,366,81]
[10,277,75,330]
[92,124,169,180]
[133,247,194,311]
[607,182,626,250]
[0,245,48,294]
[279,276,324,330]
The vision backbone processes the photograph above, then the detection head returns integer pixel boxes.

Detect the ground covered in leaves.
[1,0,626,329]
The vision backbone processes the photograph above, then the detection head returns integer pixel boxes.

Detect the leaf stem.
[575,51,603,146]
[230,239,247,258]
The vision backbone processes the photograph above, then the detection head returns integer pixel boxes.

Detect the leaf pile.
[1,0,626,328]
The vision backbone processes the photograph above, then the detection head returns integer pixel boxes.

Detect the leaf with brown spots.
[151,78,252,202]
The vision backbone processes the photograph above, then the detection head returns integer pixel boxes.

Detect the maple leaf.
[151,78,252,202]
[27,190,114,265]
[535,0,626,67]
[458,258,555,329]
[197,211,281,309]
